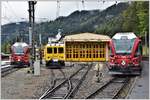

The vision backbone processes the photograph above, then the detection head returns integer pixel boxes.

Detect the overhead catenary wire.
[98,0,102,11]
[103,0,105,4]
[115,1,118,5]
[2,0,118,25]
[81,0,85,10]
[6,2,20,21]
[56,0,61,18]
[2,3,14,24]
[2,2,27,24]
[75,0,79,11]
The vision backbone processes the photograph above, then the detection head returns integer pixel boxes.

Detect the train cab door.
[52,47,58,62]
[58,47,64,61]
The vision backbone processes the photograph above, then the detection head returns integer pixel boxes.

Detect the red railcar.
[108,32,142,75]
[11,42,30,66]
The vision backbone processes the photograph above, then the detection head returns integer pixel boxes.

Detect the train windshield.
[113,38,135,54]
[13,46,24,55]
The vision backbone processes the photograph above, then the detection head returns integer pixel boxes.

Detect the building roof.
[46,42,64,47]
[64,33,110,42]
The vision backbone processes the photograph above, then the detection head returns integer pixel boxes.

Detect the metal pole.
[28,1,36,72]
[28,1,32,46]
[32,1,35,62]
[39,33,42,64]
[39,34,41,46]
[29,27,32,45]
[32,1,37,62]
[28,1,33,71]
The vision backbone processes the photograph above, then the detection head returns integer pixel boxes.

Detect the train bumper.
[46,60,65,67]
[108,64,141,75]
[11,61,29,66]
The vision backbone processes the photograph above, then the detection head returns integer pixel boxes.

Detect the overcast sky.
[2,1,118,25]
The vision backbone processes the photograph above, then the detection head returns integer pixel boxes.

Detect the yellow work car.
[44,42,65,67]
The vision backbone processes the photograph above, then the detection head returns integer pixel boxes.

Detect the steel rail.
[64,63,92,99]
[142,56,149,61]
[39,66,85,99]
[85,77,116,99]
[112,77,130,99]
[85,76,130,99]
[1,65,19,77]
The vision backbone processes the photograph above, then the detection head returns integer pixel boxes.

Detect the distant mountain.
[1,2,129,44]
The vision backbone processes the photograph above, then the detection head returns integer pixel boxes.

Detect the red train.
[10,42,30,66]
[108,32,142,75]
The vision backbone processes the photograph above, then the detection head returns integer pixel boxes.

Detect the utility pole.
[39,33,42,64]
[28,1,37,73]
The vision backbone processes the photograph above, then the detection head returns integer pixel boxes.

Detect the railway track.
[85,76,130,99]
[142,56,149,61]
[1,63,21,77]
[39,63,92,99]
[1,64,19,77]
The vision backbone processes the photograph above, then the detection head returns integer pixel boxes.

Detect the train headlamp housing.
[121,60,126,65]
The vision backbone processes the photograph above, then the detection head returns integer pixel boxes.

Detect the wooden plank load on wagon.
[63,33,110,62]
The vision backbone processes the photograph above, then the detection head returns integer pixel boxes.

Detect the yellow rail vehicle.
[44,33,110,67]
[44,43,65,66]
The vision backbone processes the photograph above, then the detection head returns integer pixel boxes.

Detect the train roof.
[64,33,110,42]
[46,43,64,47]
[12,42,28,47]
[112,32,137,39]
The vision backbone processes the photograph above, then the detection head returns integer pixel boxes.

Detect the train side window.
[76,54,78,58]
[139,43,142,55]
[58,48,64,53]
[67,54,69,58]
[47,48,52,53]
[73,54,75,58]
[135,44,142,56]
[93,54,95,58]
[54,47,57,54]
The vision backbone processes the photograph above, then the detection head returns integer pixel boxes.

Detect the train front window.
[113,38,135,54]
[47,47,52,53]
[13,46,24,55]
[54,48,57,54]
[58,47,64,53]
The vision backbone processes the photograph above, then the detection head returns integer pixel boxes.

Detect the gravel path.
[1,67,52,99]
[1,63,83,99]
[73,62,112,99]
[3,62,142,99]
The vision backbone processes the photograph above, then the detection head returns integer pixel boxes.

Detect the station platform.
[127,61,149,99]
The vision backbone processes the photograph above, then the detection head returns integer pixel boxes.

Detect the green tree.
[136,1,149,36]
[1,42,11,54]
[122,2,139,34]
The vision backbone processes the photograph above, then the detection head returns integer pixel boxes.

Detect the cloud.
[2,1,116,25]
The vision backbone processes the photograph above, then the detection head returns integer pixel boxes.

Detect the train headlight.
[121,60,126,65]
[18,59,20,61]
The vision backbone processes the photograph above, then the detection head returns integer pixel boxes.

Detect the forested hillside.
[1,1,149,53]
